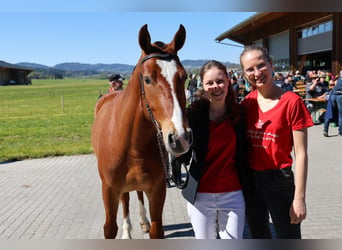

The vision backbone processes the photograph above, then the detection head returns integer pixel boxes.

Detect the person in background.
[175,60,247,239]
[281,75,295,92]
[196,74,202,89]
[307,75,329,99]
[231,76,240,102]
[108,74,124,92]
[239,45,314,239]
[192,88,205,102]
[305,74,329,114]
[293,70,303,83]
[187,73,198,104]
[323,70,342,137]
[273,72,285,88]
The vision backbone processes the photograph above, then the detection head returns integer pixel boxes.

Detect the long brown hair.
[199,60,240,124]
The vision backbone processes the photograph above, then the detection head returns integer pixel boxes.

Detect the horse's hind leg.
[101,183,120,239]
[136,191,150,233]
[121,192,132,239]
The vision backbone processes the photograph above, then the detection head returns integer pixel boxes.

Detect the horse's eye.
[144,76,151,85]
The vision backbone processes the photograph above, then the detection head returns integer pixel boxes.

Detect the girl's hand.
[290,198,307,224]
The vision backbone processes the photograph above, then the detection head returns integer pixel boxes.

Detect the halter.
[138,53,188,189]
[140,53,175,65]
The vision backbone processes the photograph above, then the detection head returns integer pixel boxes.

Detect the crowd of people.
[221,64,341,138]
[265,69,341,137]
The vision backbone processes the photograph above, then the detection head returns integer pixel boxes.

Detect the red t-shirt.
[241,90,314,171]
[197,119,242,193]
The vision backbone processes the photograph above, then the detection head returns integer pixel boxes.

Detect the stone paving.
[0,124,341,239]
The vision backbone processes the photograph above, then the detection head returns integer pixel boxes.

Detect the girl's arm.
[291,128,308,224]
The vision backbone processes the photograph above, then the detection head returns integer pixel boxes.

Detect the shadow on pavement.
[164,223,194,238]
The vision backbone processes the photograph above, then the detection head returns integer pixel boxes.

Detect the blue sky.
[0,2,256,66]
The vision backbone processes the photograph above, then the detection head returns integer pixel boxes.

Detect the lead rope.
[139,73,173,186]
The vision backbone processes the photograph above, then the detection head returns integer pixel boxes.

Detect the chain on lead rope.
[139,73,173,185]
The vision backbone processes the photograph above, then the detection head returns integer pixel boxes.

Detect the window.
[273,58,290,72]
[298,20,333,39]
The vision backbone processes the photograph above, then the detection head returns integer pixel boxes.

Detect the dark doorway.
[299,50,332,73]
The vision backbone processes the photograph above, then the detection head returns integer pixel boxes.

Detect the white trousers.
[187,190,245,239]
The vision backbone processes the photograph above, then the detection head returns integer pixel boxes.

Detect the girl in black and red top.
[177,60,247,239]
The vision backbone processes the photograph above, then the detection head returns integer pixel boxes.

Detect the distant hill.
[17,62,49,69]
[16,60,241,78]
[53,62,135,72]
[18,60,240,71]
[181,59,240,69]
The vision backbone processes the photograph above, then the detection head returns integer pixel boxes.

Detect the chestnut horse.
[92,24,192,239]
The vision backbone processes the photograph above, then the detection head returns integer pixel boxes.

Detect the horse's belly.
[99,155,164,191]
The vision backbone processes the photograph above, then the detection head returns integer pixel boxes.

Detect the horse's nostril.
[168,134,177,148]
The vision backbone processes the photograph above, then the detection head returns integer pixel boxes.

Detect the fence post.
[61,95,64,112]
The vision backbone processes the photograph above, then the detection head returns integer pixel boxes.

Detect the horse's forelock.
[148,42,170,55]
[153,41,166,50]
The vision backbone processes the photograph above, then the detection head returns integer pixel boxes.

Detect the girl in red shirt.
[240,45,313,239]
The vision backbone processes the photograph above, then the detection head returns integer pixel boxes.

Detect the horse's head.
[137,24,192,155]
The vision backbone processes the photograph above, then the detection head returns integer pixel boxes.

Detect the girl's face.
[241,50,273,89]
[202,67,229,103]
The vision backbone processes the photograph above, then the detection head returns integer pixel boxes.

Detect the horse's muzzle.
[167,127,192,155]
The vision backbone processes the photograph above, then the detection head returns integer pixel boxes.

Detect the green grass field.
[0,78,111,162]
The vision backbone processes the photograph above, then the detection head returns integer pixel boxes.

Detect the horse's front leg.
[136,191,150,233]
[121,192,132,239]
[146,180,166,239]
[101,182,120,239]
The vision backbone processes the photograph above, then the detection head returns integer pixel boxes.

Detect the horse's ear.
[171,24,186,52]
[139,24,152,54]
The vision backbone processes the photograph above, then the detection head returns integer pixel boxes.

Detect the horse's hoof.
[121,232,132,239]
[140,222,151,233]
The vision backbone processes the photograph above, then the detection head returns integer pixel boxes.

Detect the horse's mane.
[94,92,119,115]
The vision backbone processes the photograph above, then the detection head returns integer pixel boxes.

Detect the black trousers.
[244,167,301,239]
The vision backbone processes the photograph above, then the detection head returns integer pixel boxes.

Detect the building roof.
[0,60,33,71]
[215,12,289,44]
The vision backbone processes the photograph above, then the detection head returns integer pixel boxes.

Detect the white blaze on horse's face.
[156,59,191,154]
[156,59,184,135]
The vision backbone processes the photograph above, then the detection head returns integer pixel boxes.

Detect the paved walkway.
[0,124,341,239]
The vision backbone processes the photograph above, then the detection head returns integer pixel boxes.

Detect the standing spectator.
[187,74,198,103]
[323,70,342,136]
[196,74,202,89]
[231,76,240,102]
[175,60,246,239]
[236,73,245,86]
[108,74,124,92]
[244,80,252,95]
[239,45,314,239]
